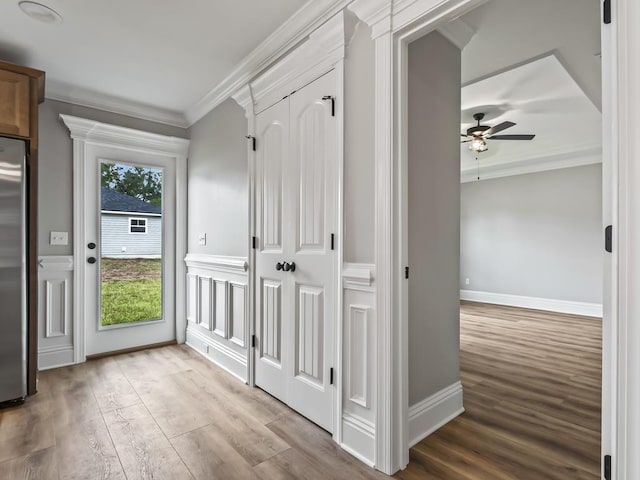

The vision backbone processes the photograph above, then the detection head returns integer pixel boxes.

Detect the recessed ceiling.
[456,0,602,181]
[460,54,601,179]
[0,0,306,125]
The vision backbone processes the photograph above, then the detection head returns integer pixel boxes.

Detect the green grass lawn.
[101,259,162,326]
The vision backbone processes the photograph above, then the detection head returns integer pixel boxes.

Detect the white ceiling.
[456,0,602,180]
[0,0,305,126]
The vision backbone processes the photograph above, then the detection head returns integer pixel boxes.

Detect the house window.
[129,218,147,234]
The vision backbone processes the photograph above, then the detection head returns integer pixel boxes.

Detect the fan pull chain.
[476,155,480,180]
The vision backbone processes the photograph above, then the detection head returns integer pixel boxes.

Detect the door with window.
[83,149,176,356]
[254,71,338,432]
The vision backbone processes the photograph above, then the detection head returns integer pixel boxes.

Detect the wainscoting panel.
[341,263,376,466]
[38,256,75,370]
[185,254,249,382]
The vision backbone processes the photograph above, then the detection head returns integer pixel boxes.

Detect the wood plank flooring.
[0,301,601,479]
[396,301,602,480]
[0,345,388,480]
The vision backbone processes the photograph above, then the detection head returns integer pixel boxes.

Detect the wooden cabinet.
[0,60,45,395]
[0,69,31,137]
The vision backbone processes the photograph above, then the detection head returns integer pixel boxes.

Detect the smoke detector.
[18,1,63,24]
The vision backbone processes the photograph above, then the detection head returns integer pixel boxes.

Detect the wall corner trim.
[408,381,464,447]
[460,290,604,318]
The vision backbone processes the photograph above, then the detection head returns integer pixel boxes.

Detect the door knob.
[276,262,284,271]
[283,261,296,272]
[87,257,97,264]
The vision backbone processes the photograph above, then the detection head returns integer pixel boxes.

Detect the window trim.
[129,217,148,234]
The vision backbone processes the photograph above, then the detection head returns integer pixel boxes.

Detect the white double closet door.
[254,71,338,432]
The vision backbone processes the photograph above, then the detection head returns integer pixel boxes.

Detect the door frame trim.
[349,0,621,475]
[60,114,190,363]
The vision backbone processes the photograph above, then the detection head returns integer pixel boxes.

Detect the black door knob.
[283,261,296,272]
[87,257,96,264]
[88,242,96,250]
[276,262,284,271]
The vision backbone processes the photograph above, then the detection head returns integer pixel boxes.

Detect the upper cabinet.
[0,60,45,139]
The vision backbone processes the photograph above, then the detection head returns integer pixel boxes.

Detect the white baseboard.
[460,290,603,318]
[408,381,464,448]
[38,345,75,370]
[341,413,376,467]
[186,326,247,383]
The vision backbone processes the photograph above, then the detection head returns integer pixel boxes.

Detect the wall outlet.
[50,231,68,246]
[465,278,470,285]
[198,232,207,246]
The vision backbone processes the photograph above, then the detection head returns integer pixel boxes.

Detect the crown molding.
[231,84,254,118]
[185,0,354,126]
[47,79,189,128]
[59,114,190,156]
[461,144,602,182]
[250,11,349,114]
[348,0,392,38]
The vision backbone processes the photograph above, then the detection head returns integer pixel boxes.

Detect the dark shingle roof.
[101,187,161,214]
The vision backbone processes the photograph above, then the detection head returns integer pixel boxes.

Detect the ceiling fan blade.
[484,121,516,136]
[488,134,536,141]
[460,139,471,143]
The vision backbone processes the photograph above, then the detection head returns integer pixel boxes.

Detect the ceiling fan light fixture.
[18,1,63,24]
[470,137,488,153]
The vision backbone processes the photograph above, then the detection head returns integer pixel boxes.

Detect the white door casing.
[254,71,338,433]
[60,115,189,361]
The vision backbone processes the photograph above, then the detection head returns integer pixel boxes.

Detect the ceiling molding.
[47,80,189,128]
[185,0,354,126]
[461,144,602,183]
[437,17,475,50]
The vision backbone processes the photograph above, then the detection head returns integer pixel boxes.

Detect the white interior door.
[254,71,337,432]
[83,146,176,356]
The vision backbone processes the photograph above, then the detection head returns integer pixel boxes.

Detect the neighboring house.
[100,187,162,258]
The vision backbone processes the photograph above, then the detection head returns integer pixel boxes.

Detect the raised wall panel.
[296,285,324,384]
[198,276,213,330]
[230,283,246,347]
[261,123,284,251]
[44,279,68,338]
[186,273,198,323]
[297,104,326,251]
[261,279,282,364]
[348,305,369,408]
[213,280,228,338]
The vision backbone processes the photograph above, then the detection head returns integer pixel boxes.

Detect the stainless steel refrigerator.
[0,137,27,404]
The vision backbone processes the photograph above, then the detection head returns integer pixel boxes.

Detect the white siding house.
[101,187,162,258]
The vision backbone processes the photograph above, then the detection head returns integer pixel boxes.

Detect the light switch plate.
[50,231,68,246]
[198,233,207,246]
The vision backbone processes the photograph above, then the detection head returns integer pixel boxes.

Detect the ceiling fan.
[461,113,535,153]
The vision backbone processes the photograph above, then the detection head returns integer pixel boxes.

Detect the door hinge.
[252,236,258,249]
[604,455,612,480]
[605,225,613,253]
[245,135,256,151]
[330,367,335,385]
[330,233,335,251]
[603,0,611,24]
[405,266,409,279]
[322,96,336,117]
[251,334,257,348]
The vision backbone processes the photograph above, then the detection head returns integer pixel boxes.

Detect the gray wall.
[38,99,188,256]
[101,214,162,257]
[187,98,248,257]
[408,32,462,406]
[344,21,375,264]
[461,164,603,303]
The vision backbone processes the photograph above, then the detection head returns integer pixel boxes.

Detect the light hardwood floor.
[0,345,388,480]
[0,302,601,479]
[396,301,602,480]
